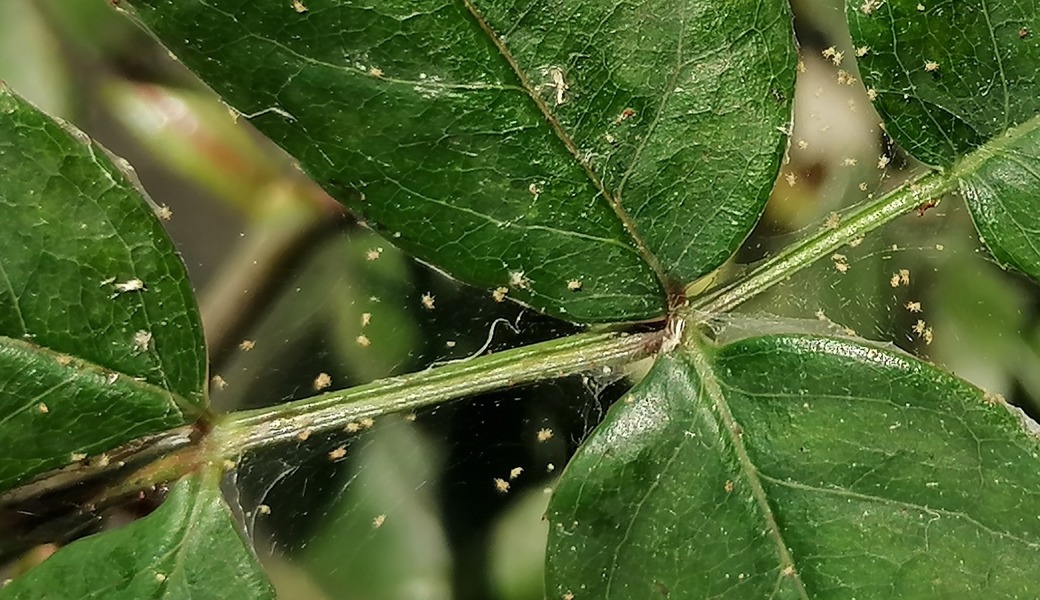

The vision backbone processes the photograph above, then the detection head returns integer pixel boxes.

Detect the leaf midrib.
[0,334,201,419]
[458,0,672,292]
[683,342,811,599]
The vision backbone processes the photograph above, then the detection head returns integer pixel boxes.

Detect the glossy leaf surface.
[547,335,1040,598]
[0,86,207,490]
[847,1,1040,282]
[124,0,796,322]
[0,474,275,599]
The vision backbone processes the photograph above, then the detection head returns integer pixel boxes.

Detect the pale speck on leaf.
[509,271,531,289]
[111,278,146,296]
[132,330,153,353]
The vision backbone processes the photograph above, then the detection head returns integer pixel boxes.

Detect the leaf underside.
[547,335,1040,599]
[124,0,796,322]
[0,474,275,600]
[847,0,1040,283]
[0,87,208,491]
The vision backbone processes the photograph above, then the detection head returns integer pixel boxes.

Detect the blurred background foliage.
[2,0,1039,598]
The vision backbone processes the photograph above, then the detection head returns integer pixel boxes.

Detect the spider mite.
[916,198,939,216]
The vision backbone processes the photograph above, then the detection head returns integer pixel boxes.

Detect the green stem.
[209,329,663,457]
[686,169,954,318]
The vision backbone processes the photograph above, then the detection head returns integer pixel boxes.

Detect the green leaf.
[121,0,795,322]
[846,2,1040,282]
[547,335,1040,598]
[0,86,207,490]
[0,473,275,599]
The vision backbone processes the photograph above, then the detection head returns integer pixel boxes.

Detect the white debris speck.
[548,67,568,106]
[132,330,153,353]
[111,278,146,296]
[508,271,531,289]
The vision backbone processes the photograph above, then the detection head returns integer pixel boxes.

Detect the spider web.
[214,18,1040,600]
